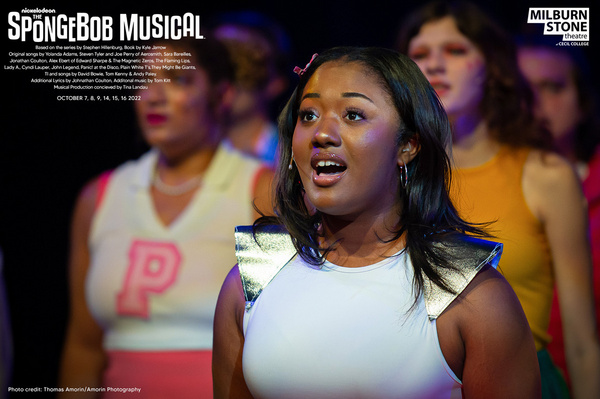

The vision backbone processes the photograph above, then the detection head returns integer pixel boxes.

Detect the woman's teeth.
[317,160,343,167]
[316,160,346,175]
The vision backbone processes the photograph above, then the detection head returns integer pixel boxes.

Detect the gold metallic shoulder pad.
[235,225,297,311]
[424,235,503,320]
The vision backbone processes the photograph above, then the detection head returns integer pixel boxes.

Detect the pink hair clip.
[293,53,318,76]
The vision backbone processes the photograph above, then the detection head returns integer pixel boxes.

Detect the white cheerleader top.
[86,144,263,351]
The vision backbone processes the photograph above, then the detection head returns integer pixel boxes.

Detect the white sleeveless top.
[242,252,463,399]
[87,143,263,351]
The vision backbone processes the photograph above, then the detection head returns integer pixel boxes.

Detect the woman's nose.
[425,50,445,75]
[140,81,166,104]
[311,116,342,148]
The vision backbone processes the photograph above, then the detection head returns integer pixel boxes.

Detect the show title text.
[8,11,204,42]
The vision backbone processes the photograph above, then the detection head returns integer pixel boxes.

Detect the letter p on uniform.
[117,240,182,318]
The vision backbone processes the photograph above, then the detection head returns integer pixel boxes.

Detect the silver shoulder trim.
[424,236,503,320]
[235,225,297,311]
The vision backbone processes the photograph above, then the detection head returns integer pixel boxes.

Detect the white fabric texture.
[242,252,463,399]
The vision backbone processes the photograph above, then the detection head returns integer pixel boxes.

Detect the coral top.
[450,146,553,351]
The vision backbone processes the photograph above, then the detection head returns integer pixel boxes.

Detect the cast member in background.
[517,34,600,388]
[212,11,292,167]
[397,2,600,398]
[59,37,273,398]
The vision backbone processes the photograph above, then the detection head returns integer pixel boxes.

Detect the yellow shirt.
[450,146,553,350]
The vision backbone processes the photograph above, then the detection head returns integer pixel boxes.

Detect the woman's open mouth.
[311,153,347,187]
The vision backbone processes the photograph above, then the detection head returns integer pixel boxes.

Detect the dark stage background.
[1,0,597,396]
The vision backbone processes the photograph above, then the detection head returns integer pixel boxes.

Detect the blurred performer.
[397,2,600,398]
[59,37,273,398]
[212,11,292,167]
[518,35,600,388]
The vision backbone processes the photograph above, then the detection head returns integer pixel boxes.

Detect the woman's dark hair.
[208,10,292,90]
[154,36,235,85]
[396,0,552,150]
[257,46,487,300]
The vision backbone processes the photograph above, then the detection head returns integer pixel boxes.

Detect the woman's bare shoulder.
[455,264,530,339]
[523,149,584,222]
[524,149,578,186]
[216,264,247,325]
[453,264,540,397]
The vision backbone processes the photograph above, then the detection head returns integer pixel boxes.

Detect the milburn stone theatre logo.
[527,8,589,46]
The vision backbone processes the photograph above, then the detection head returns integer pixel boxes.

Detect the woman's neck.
[553,130,578,163]
[156,145,217,184]
[450,114,499,169]
[320,208,405,267]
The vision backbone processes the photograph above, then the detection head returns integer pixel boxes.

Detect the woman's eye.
[409,50,428,60]
[164,71,193,85]
[445,45,468,55]
[174,75,193,85]
[346,110,365,121]
[299,110,318,122]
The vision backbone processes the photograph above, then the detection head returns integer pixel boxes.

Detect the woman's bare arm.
[458,265,541,398]
[212,265,253,399]
[524,150,600,399]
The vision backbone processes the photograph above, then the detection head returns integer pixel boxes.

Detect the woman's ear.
[397,136,420,167]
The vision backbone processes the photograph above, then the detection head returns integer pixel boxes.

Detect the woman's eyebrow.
[301,93,320,101]
[342,92,374,103]
[300,92,374,104]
